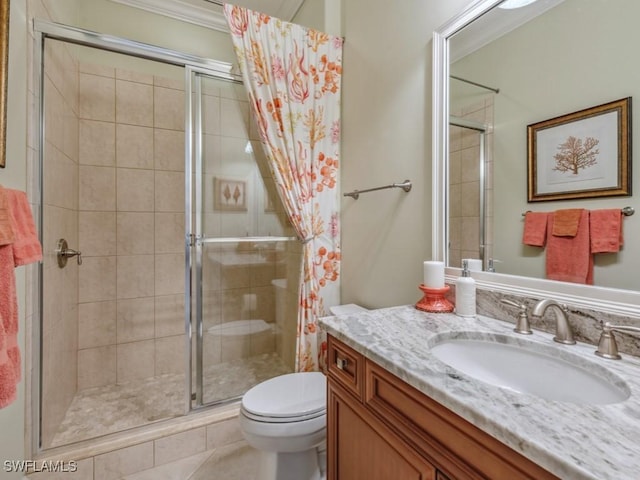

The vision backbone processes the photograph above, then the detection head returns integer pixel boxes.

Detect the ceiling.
[110,0,306,32]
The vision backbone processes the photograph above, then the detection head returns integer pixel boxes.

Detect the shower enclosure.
[34,21,299,451]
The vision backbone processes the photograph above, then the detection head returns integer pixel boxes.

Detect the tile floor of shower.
[50,353,292,448]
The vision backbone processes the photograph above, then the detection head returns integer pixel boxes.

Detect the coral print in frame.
[213,177,247,212]
[527,97,631,202]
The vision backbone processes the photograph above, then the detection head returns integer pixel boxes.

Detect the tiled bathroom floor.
[51,353,292,447]
[123,441,261,480]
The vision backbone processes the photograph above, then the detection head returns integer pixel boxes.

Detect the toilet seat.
[241,372,326,424]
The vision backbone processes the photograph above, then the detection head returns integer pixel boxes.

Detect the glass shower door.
[188,71,298,408]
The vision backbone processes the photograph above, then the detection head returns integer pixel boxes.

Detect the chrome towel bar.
[344,180,412,200]
[521,206,634,217]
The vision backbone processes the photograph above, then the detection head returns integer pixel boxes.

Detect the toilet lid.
[242,372,326,419]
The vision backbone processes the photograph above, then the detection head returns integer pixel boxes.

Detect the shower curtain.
[224,4,343,372]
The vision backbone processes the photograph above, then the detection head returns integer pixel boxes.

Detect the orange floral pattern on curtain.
[224,4,343,372]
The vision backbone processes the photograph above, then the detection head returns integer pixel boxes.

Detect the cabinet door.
[328,381,436,480]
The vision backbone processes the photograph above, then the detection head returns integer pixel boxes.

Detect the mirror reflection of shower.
[448,75,497,270]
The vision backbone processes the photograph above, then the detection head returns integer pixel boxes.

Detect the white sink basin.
[430,334,630,405]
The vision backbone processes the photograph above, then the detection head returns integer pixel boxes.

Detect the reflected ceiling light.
[499,0,539,9]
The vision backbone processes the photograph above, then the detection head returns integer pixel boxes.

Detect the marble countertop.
[319,305,640,480]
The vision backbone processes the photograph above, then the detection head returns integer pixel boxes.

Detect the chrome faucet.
[531,299,576,345]
[595,322,640,360]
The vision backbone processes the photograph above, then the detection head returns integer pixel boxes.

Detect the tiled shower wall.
[76,63,187,390]
[449,97,494,269]
[40,40,80,448]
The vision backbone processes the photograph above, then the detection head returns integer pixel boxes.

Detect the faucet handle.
[500,299,533,335]
[595,322,640,360]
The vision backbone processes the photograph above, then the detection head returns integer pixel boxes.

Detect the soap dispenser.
[455,260,476,317]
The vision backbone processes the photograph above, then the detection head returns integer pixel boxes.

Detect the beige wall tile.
[78,300,117,349]
[94,441,154,480]
[117,212,154,255]
[116,168,154,212]
[202,94,221,135]
[80,119,115,166]
[154,129,184,171]
[116,80,153,127]
[155,294,184,337]
[116,68,153,84]
[117,255,155,299]
[155,212,183,254]
[79,211,117,256]
[154,171,184,212]
[80,73,115,122]
[153,75,184,90]
[155,335,185,376]
[44,142,78,210]
[78,345,116,389]
[116,124,154,169]
[206,418,243,450]
[153,427,206,466]
[117,297,155,343]
[44,77,64,151]
[154,86,184,131]
[26,458,94,480]
[79,165,116,211]
[116,340,155,382]
[63,103,79,162]
[79,256,116,303]
[155,253,184,296]
[80,62,115,77]
[220,98,249,139]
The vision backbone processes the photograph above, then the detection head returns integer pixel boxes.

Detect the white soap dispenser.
[455,260,476,317]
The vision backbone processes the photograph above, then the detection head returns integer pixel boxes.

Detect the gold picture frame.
[527,97,631,202]
[0,0,9,168]
[213,177,247,212]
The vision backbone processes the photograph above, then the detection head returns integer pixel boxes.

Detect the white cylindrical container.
[455,260,476,317]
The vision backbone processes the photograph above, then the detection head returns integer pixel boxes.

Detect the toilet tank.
[329,304,369,315]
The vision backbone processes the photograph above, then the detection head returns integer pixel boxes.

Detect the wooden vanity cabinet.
[326,335,559,480]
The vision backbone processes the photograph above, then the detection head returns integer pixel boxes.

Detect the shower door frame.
[31,20,247,454]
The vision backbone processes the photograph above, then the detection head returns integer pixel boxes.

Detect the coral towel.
[522,211,548,247]
[546,209,592,284]
[0,187,42,409]
[552,209,583,237]
[590,209,624,253]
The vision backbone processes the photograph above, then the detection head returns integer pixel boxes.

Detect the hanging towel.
[0,186,15,246]
[552,208,583,237]
[590,209,624,253]
[0,189,42,409]
[522,211,548,247]
[546,209,593,284]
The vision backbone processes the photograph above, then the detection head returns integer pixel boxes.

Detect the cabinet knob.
[336,357,348,370]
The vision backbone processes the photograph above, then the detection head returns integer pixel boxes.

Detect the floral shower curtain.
[224,4,343,372]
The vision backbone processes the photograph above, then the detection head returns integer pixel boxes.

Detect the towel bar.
[344,180,412,200]
[522,207,634,217]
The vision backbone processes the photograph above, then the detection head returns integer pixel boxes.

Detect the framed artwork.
[527,97,631,202]
[213,177,247,211]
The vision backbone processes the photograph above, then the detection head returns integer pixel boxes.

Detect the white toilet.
[238,303,368,480]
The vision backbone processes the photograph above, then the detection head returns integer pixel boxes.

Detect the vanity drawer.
[327,335,364,400]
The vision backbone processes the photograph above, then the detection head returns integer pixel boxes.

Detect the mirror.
[433,0,640,315]
[434,0,640,291]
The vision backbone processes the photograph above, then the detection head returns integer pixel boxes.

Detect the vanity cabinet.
[326,335,559,480]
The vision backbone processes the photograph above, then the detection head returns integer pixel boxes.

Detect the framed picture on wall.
[213,177,247,211]
[527,97,631,202]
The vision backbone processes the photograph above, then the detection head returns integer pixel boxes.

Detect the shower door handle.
[56,238,82,267]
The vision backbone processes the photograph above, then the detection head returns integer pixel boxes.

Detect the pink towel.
[590,209,623,253]
[546,209,593,284]
[0,186,15,246]
[0,189,42,409]
[522,211,548,247]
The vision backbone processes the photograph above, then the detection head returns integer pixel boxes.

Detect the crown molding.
[109,0,229,32]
